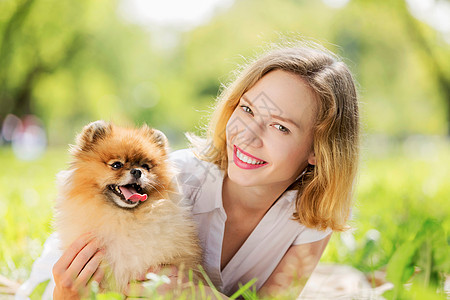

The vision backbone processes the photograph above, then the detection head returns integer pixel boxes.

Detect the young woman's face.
[225,69,318,188]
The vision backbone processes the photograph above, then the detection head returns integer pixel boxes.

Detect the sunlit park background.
[0,0,449,298]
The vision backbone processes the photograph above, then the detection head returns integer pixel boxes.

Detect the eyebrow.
[241,95,301,129]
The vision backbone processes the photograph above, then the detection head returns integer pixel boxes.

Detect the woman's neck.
[222,175,291,216]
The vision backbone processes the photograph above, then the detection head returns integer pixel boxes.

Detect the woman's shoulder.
[170,148,216,177]
[169,148,199,167]
[169,148,222,196]
[276,190,334,245]
[293,224,333,245]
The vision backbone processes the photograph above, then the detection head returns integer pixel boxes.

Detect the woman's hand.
[126,265,229,299]
[52,233,105,300]
[125,265,183,299]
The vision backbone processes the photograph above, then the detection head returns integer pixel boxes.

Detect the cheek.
[113,170,126,180]
[100,166,127,185]
[225,112,239,141]
[268,138,310,167]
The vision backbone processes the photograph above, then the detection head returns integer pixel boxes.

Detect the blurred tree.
[0,0,174,144]
[393,0,450,136]
[175,0,450,136]
[1,0,449,144]
[0,0,90,122]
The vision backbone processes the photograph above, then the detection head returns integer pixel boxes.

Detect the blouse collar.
[191,163,299,214]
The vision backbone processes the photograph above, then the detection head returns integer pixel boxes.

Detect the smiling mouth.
[107,183,148,205]
[233,145,268,169]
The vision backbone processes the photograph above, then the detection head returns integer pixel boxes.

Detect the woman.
[17,42,359,299]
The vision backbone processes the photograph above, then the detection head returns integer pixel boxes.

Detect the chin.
[54,121,201,293]
[227,163,264,187]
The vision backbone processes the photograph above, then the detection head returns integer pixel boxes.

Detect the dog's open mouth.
[108,183,148,204]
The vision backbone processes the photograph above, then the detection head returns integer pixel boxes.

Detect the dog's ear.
[76,120,112,151]
[141,124,169,151]
[152,129,169,149]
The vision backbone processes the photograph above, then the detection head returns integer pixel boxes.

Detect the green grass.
[0,137,449,299]
[321,136,450,299]
[0,147,69,282]
[323,137,450,267]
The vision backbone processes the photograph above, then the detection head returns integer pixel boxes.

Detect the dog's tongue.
[119,186,147,202]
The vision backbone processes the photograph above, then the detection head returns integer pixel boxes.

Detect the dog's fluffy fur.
[54,121,201,292]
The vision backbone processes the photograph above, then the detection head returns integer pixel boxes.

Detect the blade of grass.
[188,268,196,299]
[197,265,223,299]
[229,278,257,299]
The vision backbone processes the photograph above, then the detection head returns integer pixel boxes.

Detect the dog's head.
[70,120,172,209]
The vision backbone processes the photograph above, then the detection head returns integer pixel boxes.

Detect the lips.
[233,145,268,170]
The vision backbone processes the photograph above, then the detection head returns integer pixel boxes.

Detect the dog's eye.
[142,164,151,171]
[111,161,123,170]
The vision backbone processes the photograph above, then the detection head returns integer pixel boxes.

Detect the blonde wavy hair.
[190,42,359,232]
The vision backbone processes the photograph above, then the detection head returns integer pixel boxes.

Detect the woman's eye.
[111,161,123,170]
[273,124,290,134]
[142,164,151,171]
[240,105,254,115]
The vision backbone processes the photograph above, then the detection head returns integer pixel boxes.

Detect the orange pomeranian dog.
[54,120,201,292]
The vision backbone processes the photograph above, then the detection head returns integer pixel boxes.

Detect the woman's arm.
[259,233,331,298]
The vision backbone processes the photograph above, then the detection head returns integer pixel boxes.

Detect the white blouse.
[170,149,332,295]
[15,149,331,299]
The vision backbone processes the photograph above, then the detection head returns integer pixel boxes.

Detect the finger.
[54,232,94,272]
[74,249,104,289]
[65,239,100,280]
[148,265,162,274]
[137,265,161,281]
[91,263,106,285]
[169,266,178,276]
[160,265,178,278]
[137,272,147,281]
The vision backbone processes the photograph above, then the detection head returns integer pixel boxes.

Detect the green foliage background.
[1,0,449,141]
[0,0,449,298]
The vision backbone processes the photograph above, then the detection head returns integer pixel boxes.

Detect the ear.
[152,129,169,149]
[141,124,169,150]
[307,151,316,166]
[76,120,112,151]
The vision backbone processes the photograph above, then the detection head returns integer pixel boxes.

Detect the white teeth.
[115,186,122,194]
[236,149,264,165]
[237,151,243,160]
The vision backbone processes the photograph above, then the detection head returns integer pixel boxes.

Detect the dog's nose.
[130,168,141,179]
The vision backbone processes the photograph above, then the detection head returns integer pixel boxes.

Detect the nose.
[130,168,141,179]
[234,119,263,148]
